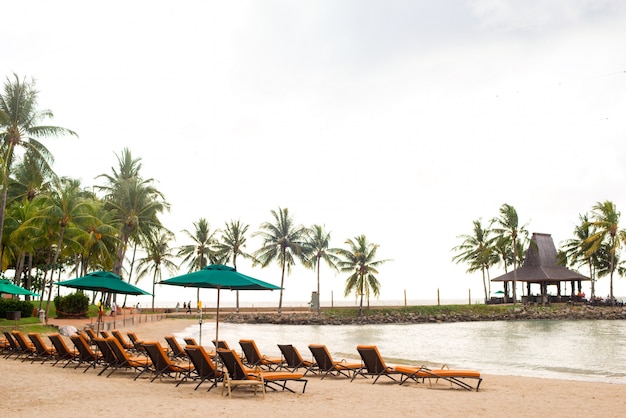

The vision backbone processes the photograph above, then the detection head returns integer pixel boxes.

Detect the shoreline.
[3,318,626,417]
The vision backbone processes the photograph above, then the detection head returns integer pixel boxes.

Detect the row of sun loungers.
[0,330,482,394]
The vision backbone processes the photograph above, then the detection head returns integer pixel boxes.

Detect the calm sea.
[175,319,626,384]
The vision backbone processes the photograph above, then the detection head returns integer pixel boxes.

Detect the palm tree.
[31,177,94,318]
[492,204,528,304]
[5,197,45,294]
[135,229,178,310]
[74,199,119,276]
[585,201,626,304]
[98,149,169,282]
[489,235,515,302]
[303,224,340,314]
[0,74,77,248]
[214,219,254,313]
[178,218,219,271]
[452,219,497,302]
[253,207,309,314]
[335,235,389,317]
[8,152,55,202]
[561,213,597,298]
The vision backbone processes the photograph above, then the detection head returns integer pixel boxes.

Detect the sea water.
[175,319,626,384]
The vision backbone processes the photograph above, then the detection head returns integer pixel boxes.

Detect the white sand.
[2,318,624,418]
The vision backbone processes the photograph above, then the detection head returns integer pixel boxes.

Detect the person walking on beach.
[187,301,192,314]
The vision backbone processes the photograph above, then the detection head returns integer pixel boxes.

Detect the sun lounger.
[217,348,307,396]
[212,340,231,350]
[141,341,194,383]
[94,337,118,376]
[184,337,198,346]
[3,331,20,359]
[165,335,187,360]
[105,337,152,379]
[85,328,98,343]
[28,333,57,364]
[11,330,36,361]
[308,344,362,380]
[239,339,284,370]
[48,334,79,367]
[70,334,104,372]
[0,334,11,354]
[355,345,403,384]
[127,332,146,355]
[100,331,112,339]
[278,344,317,375]
[182,345,223,391]
[394,365,483,391]
[112,330,134,350]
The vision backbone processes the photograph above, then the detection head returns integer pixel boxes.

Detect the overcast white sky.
[3,1,626,307]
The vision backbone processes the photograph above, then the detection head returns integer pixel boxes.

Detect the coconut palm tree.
[335,235,389,317]
[97,149,169,282]
[4,197,45,294]
[30,177,94,318]
[452,219,497,301]
[74,199,119,276]
[0,74,77,248]
[8,152,55,202]
[253,207,309,314]
[214,219,254,312]
[585,201,626,304]
[492,204,528,304]
[178,218,220,271]
[561,213,597,298]
[135,229,178,310]
[303,224,340,314]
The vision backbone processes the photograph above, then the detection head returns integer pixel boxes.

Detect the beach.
[3,318,625,418]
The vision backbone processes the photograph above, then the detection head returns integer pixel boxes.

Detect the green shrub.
[0,298,35,318]
[54,293,89,318]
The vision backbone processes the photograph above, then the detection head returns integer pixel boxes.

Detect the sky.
[3,1,626,308]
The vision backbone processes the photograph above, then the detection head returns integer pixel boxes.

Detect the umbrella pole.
[215,287,221,345]
[199,291,203,346]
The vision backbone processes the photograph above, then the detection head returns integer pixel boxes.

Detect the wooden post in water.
[468,288,471,305]
[331,291,334,308]
[437,288,440,306]
[404,289,407,306]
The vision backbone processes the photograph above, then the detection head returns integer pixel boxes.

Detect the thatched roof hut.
[491,232,590,303]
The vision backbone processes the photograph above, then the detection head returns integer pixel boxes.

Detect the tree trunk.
[0,164,10,247]
[123,243,138,308]
[38,251,53,311]
[278,251,286,314]
[316,255,321,315]
[45,228,65,319]
[357,272,365,317]
[589,261,595,299]
[151,269,157,310]
[481,266,488,301]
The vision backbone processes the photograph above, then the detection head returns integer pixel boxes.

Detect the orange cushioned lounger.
[394,365,482,391]
[308,344,362,380]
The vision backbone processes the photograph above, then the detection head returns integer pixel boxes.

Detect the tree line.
[0,74,389,317]
[452,202,625,304]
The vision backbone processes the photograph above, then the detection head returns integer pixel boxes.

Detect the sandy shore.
[2,318,625,418]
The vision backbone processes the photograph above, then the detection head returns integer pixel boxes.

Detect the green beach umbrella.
[57,270,151,296]
[0,279,39,296]
[160,264,281,344]
[58,271,151,334]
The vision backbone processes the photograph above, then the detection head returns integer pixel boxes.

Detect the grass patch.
[0,321,60,335]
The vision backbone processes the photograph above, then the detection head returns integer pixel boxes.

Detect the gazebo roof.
[491,232,590,283]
